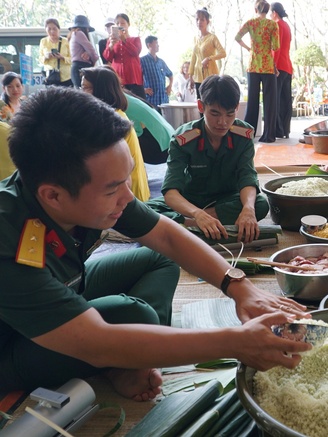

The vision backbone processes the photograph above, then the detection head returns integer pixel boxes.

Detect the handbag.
[44,38,62,85]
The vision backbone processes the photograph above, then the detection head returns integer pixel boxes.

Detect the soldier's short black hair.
[145,35,158,47]
[9,87,131,197]
[199,75,240,110]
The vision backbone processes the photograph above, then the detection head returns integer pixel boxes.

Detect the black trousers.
[124,84,147,100]
[276,70,292,138]
[245,72,277,143]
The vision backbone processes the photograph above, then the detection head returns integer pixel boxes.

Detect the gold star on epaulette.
[16,219,46,268]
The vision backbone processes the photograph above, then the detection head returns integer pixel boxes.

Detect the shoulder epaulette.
[176,128,201,146]
[229,125,254,139]
[16,218,46,268]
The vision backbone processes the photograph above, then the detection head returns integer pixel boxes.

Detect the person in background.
[140,35,173,111]
[270,2,293,139]
[189,7,226,99]
[147,75,269,244]
[235,0,279,143]
[102,13,146,99]
[0,72,24,123]
[98,17,115,65]
[39,18,72,87]
[80,66,150,201]
[172,61,196,102]
[124,90,173,164]
[0,121,15,180]
[0,86,311,394]
[68,15,99,88]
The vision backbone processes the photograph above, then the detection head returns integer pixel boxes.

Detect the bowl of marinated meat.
[261,175,328,231]
[269,244,328,301]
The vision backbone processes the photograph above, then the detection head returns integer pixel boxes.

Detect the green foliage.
[0,0,71,27]
[177,47,194,71]
[122,0,172,36]
[293,43,327,68]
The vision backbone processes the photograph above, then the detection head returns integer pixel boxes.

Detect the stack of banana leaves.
[187,224,282,250]
[125,360,258,437]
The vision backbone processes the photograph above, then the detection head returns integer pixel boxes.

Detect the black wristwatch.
[221,268,246,296]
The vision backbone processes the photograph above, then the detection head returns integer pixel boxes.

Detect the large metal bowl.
[261,175,328,231]
[310,131,328,154]
[319,294,328,309]
[236,309,328,437]
[269,244,328,301]
[304,119,328,134]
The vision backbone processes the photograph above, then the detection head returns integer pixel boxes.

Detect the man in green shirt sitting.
[147,75,269,243]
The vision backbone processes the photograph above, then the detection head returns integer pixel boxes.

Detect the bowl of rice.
[269,243,328,301]
[236,309,328,437]
[262,175,328,231]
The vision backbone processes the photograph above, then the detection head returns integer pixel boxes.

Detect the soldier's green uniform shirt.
[0,172,160,340]
[148,117,268,224]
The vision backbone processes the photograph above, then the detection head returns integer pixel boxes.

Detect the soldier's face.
[52,140,135,232]
[198,101,237,140]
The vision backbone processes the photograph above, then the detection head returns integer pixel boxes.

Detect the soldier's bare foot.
[106,368,162,401]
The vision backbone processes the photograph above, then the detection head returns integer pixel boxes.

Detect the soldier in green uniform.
[147,75,269,243]
[0,87,310,397]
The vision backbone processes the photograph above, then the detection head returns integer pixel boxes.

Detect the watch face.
[228,268,245,279]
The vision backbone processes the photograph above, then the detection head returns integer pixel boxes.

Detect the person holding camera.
[102,13,146,99]
[39,18,72,87]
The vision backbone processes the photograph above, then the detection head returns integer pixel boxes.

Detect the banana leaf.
[125,379,223,437]
[162,367,236,396]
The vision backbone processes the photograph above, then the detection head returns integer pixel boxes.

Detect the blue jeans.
[71,61,92,88]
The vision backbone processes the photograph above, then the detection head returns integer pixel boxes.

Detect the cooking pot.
[261,175,328,231]
[310,130,328,154]
[159,102,199,130]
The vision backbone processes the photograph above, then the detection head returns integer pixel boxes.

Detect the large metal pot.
[310,130,328,154]
[236,309,328,437]
[270,243,328,301]
[261,175,328,231]
[159,102,199,130]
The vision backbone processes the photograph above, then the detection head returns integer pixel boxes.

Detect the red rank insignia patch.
[45,230,67,258]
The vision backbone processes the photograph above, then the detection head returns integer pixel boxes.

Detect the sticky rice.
[254,338,328,437]
[275,177,328,196]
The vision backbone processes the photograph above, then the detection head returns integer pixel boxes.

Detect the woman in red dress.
[102,13,146,99]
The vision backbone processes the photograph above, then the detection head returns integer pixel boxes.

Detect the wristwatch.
[221,268,246,296]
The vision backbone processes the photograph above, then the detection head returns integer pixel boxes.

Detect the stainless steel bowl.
[300,226,328,243]
[304,120,328,134]
[310,131,328,154]
[262,175,328,231]
[269,244,328,301]
[319,294,328,310]
[236,309,328,437]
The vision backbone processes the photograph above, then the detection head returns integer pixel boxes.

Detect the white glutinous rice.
[253,338,328,437]
[275,177,328,196]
